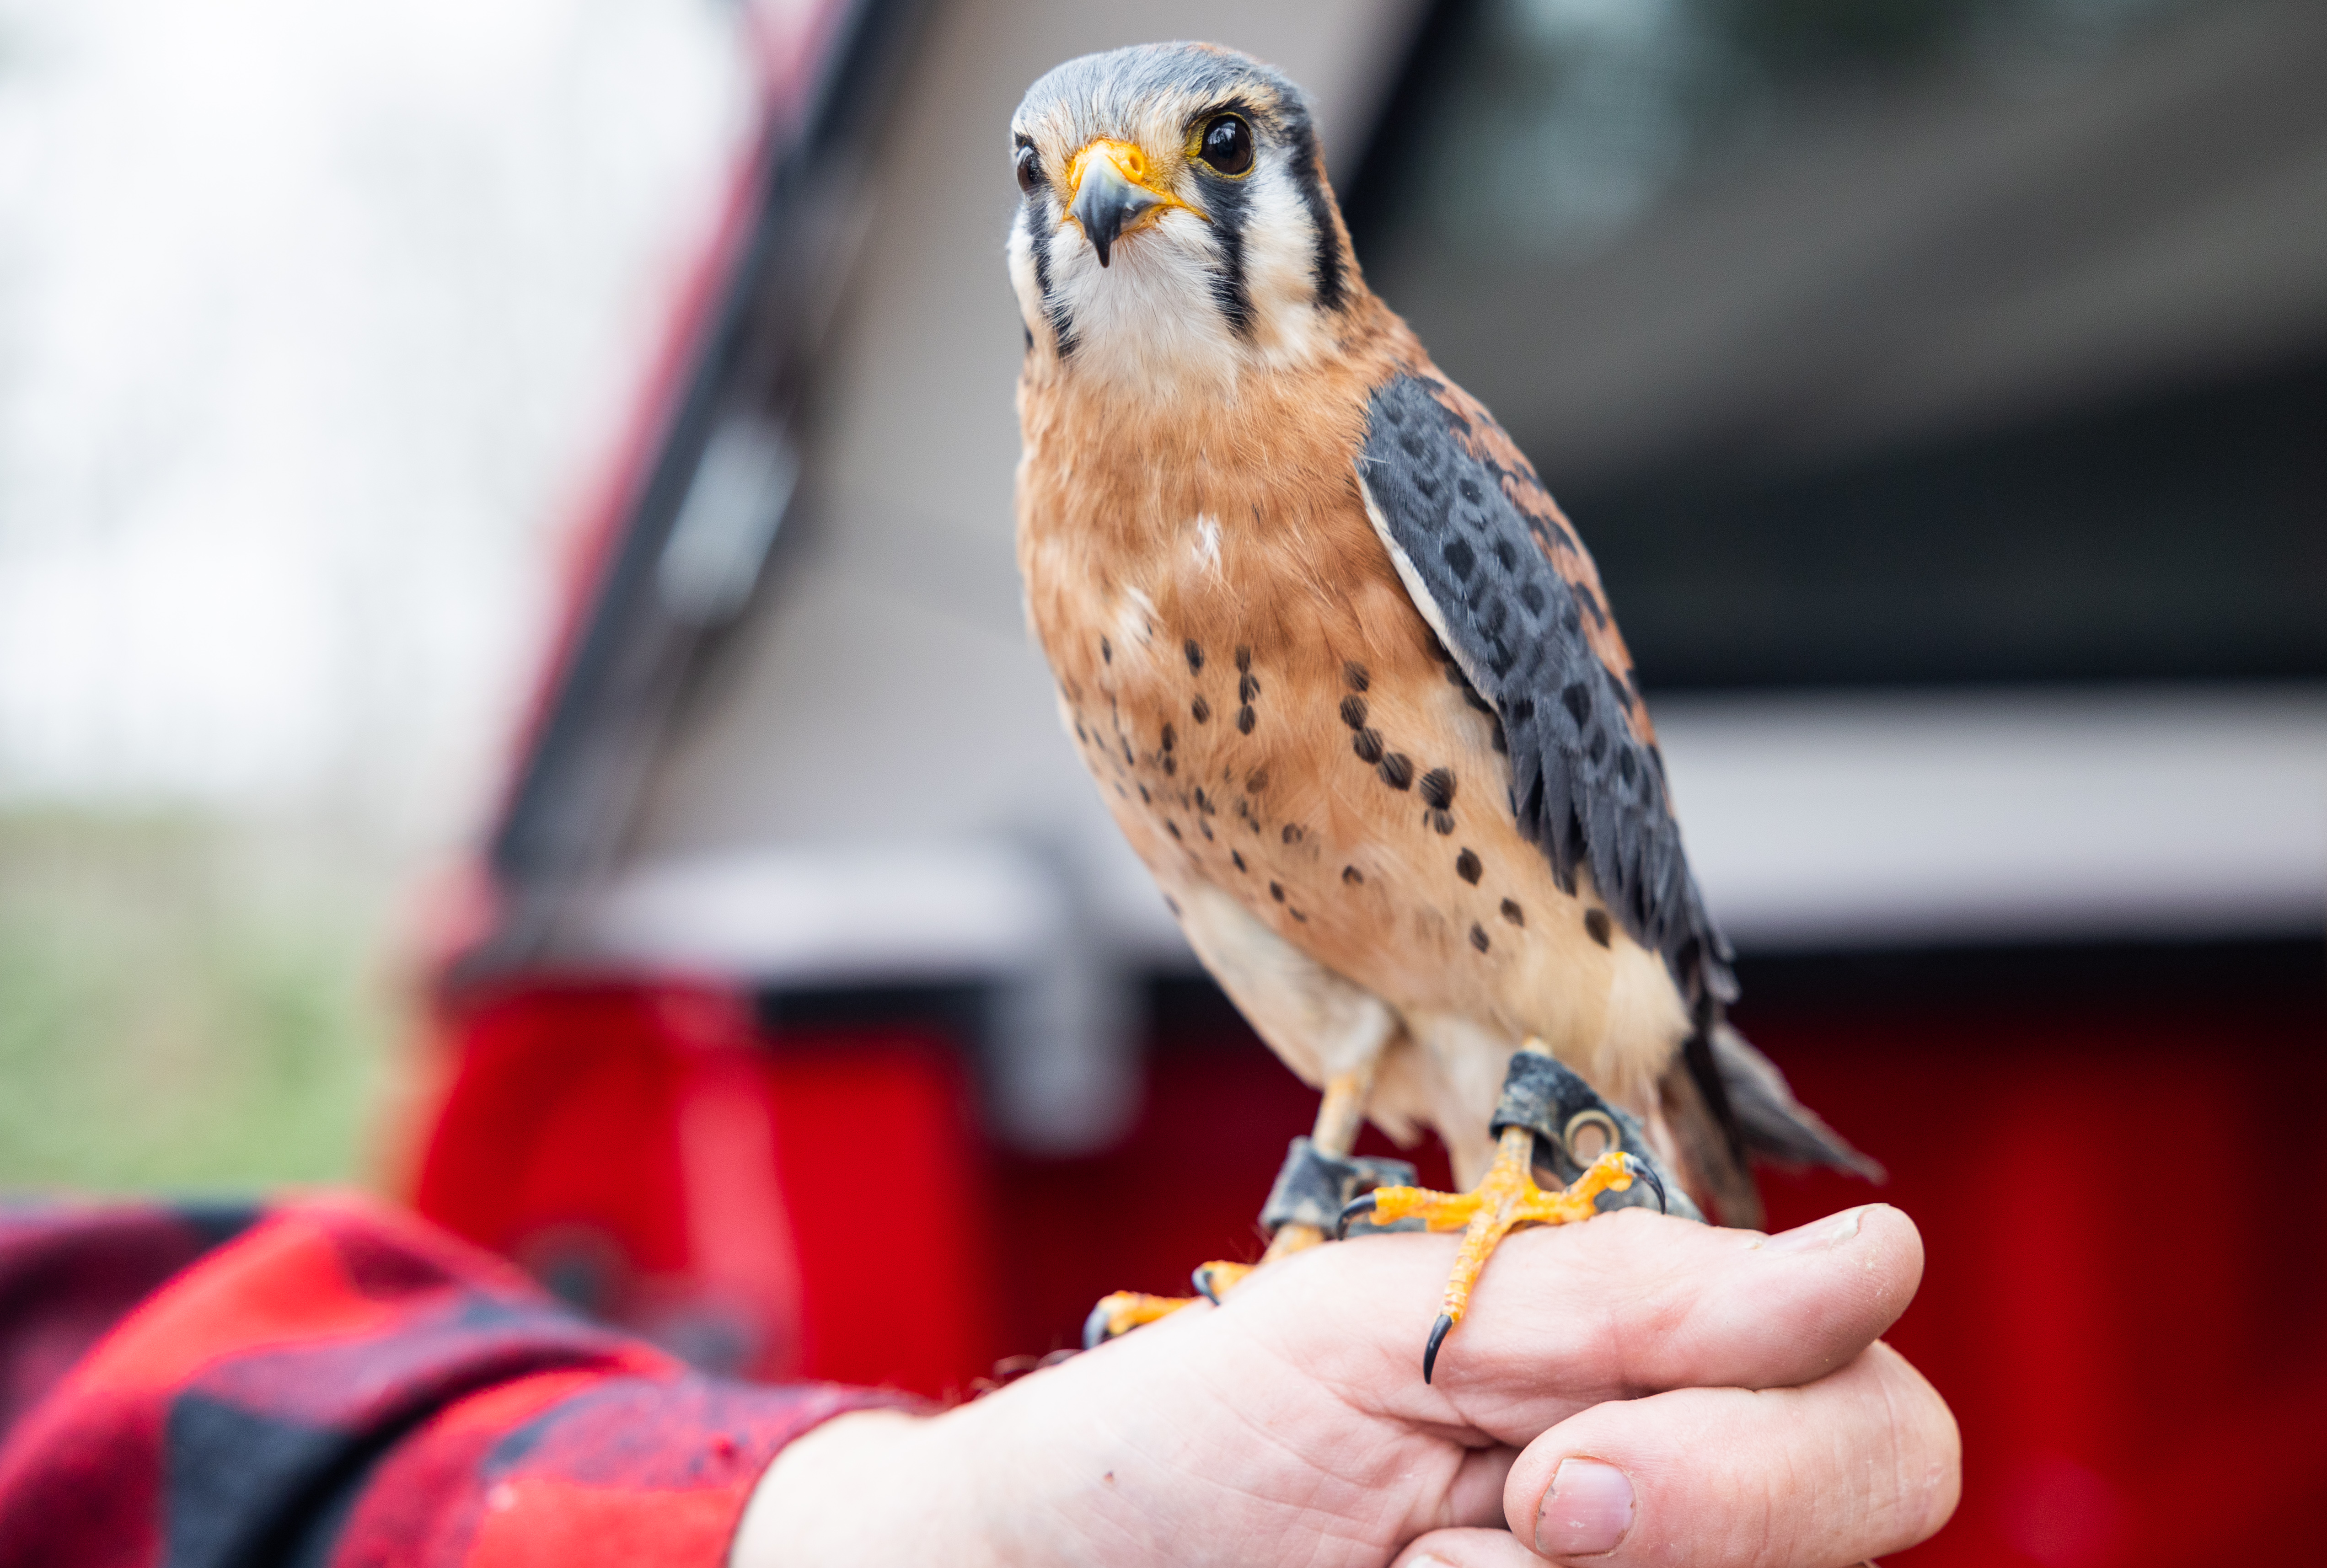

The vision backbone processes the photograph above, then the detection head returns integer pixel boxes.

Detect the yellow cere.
[1066,137,1210,224]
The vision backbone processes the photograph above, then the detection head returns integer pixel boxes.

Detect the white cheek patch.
[1238,156,1332,371]
[1046,208,1243,399]
[1005,220,1045,343]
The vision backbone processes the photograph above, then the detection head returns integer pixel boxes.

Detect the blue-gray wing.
[1357,371,1734,1016]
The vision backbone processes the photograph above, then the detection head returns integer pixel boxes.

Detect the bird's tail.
[1707,1021,1885,1182]
[1660,1020,1883,1230]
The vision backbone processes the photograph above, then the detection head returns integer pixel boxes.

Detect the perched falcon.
[1008,42,1874,1379]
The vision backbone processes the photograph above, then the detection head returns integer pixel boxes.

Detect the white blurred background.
[0,0,751,1185]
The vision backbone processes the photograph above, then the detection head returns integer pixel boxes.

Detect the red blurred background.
[405,948,2327,1567]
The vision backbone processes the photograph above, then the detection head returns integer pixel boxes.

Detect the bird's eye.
[1014,144,1040,194]
[1195,113,1254,176]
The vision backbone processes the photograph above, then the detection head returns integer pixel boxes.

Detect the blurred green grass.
[0,808,397,1193]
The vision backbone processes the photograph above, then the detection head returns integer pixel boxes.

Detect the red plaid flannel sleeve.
[0,1196,906,1568]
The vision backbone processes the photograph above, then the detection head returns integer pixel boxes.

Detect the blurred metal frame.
[462,0,930,982]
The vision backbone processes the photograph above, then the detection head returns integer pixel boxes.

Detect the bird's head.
[1008,43,1357,396]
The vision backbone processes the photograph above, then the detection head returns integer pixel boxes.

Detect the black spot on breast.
[1352,728,1385,764]
[1074,721,1087,742]
[1100,637,1112,664]
[1161,724,1178,753]
[1343,661,1369,692]
[1340,695,1368,729]
[1237,705,1257,734]
[1192,696,1212,723]
[1137,785,1150,803]
[1585,909,1613,947]
[1234,646,1252,673]
[1419,768,1456,809]
[1342,866,1363,885]
[1238,672,1260,704]
[1165,820,1182,840]
[1269,881,1286,902]
[1232,850,1247,872]
[1289,908,1308,922]
[1185,640,1204,674]
[1378,753,1414,790]
[1456,848,1482,883]
[1501,899,1524,926]
[1469,924,1490,953]
[1162,755,1177,776]
[1245,766,1269,792]
[1193,787,1213,814]
[1426,809,1455,835]
[1200,821,1214,840]
[1281,824,1303,844]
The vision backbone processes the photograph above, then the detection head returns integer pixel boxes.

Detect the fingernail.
[1759,1205,1868,1256]
[1536,1457,1634,1558]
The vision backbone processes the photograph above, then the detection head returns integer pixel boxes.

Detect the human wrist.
[731,1404,1002,1568]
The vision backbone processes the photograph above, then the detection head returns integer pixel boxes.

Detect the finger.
[1230,1203,1922,1438]
[1502,1342,1960,1568]
[1393,1527,1544,1568]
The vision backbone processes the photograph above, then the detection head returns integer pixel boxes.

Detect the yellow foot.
[1086,1222,1330,1349]
[1341,1124,1659,1382]
[1082,1290,1196,1347]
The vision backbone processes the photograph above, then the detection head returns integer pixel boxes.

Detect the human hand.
[737,1205,1958,1568]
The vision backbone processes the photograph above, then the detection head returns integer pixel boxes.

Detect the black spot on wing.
[1359,373,1734,1016]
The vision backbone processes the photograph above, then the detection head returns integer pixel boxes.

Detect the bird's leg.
[1338,1042,1671,1382]
[1084,1065,1394,1347]
[1190,1061,1379,1298]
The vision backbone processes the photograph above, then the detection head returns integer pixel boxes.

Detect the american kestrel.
[1008,43,1874,1380]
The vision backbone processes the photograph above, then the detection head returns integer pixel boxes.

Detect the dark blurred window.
[1347,0,2327,688]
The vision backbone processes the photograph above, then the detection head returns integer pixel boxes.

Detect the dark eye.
[1196,114,1253,176]
[1014,144,1040,194]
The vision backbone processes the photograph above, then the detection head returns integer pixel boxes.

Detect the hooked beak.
[1066,139,1171,267]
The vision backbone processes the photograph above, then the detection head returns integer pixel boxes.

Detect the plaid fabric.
[0,1197,902,1568]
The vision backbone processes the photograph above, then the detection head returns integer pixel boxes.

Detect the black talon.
[1422,1312,1454,1384]
[1335,1193,1378,1239]
[1191,1264,1227,1304]
[1627,1155,1668,1215]
[1082,1301,1117,1351]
